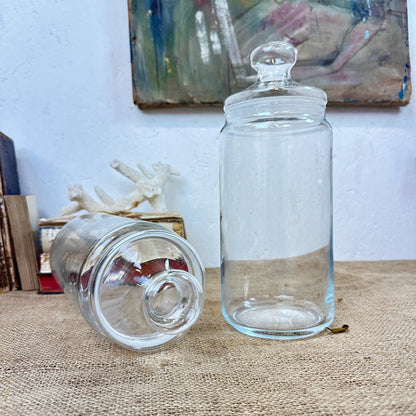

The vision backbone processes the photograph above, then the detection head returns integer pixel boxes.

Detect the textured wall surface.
[0,1,415,267]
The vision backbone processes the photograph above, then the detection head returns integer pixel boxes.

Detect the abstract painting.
[128,0,411,107]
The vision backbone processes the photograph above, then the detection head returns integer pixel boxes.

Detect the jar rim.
[225,95,326,114]
[86,228,205,351]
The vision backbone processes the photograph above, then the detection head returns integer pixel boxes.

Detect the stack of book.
[0,132,42,292]
[0,132,22,292]
[0,132,188,293]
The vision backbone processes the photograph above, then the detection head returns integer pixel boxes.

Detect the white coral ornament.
[61,160,179,216]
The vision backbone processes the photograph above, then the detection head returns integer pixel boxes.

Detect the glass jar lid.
[224,42,327,111]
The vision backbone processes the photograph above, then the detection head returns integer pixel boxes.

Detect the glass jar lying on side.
[50,213,205,351]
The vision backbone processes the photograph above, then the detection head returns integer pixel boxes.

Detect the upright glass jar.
[219,42,334,339]
[50,214,205,351]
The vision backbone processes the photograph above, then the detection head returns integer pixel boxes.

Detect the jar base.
[223,300,333,340]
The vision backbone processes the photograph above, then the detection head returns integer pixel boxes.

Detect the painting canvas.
[128,0,411,107]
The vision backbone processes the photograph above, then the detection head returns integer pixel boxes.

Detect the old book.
[0,132,21,290]
[4,195,39,291]
[37,223,64,294]
[0,133,20,195]
[0,210,18,291]
[0,234,9,293]
[38,252,63,294]
[117,212,186,238]
[40,212,186,238]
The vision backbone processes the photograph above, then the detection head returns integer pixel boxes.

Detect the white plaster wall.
[0,0,415,267]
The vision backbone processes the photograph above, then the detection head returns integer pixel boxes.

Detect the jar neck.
[224,96,326,126]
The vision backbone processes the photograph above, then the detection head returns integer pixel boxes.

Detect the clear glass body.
[220,97,334,339]
[50,214,205,351]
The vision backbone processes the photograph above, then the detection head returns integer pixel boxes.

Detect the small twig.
[326,324,349,334]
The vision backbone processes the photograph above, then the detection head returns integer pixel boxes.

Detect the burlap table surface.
[1,261,415,416]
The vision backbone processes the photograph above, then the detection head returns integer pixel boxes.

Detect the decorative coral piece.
[61,160,179,216]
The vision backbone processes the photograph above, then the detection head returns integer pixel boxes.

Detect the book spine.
[0,133,21,290]
[4,195,38,291]
[0,222,10,292]
[0,194,18,290]
[38,226,64,294]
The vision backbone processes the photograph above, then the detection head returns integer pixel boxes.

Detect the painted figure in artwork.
[232,0,391,81]
[177,0,401,85]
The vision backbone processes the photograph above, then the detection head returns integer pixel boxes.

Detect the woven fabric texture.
[1,261,415,416]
